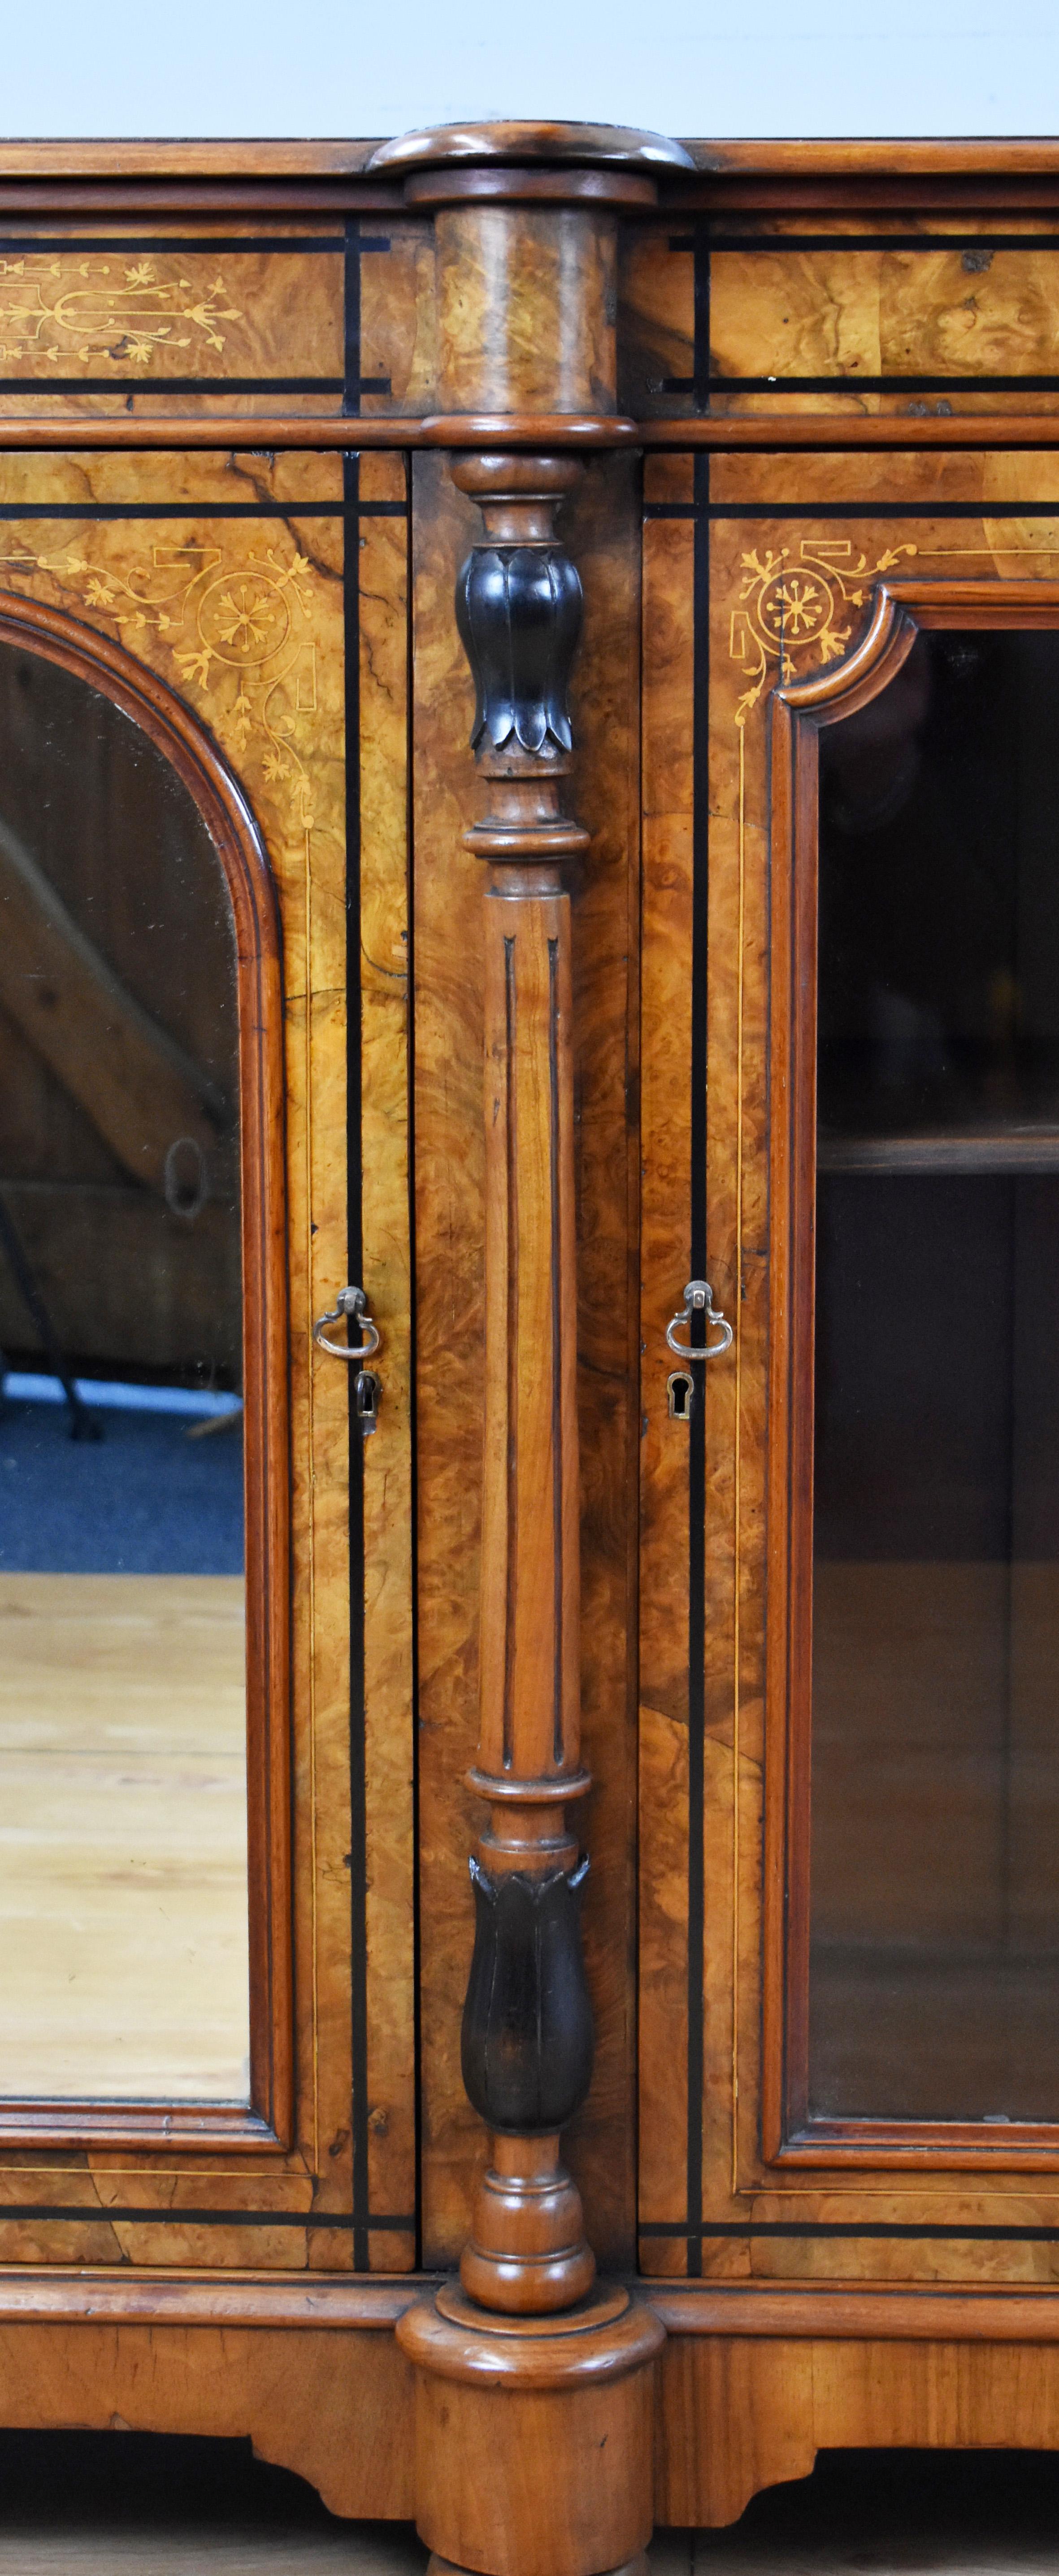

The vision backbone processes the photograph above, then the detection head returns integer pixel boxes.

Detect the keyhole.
[355,1368,380,1435]
[667,1369,694,1422]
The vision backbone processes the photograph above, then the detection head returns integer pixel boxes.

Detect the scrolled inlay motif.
[0,253,243,371]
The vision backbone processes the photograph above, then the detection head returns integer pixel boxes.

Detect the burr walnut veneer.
[6,119,1059,2564]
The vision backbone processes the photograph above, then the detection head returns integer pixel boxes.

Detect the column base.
[460,2132,596,2316]
[429,2559,650,2576]
[396,2282,665,2576]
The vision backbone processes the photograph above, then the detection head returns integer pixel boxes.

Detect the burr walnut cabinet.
[5,118,1059,2571]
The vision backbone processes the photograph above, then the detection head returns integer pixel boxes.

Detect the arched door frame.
[0,589,292,2152]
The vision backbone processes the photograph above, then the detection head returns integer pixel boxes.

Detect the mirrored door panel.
[0,637,248,2103]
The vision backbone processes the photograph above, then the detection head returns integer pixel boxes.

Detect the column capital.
[368,120,694,206]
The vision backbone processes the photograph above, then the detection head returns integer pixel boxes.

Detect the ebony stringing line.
[694,222,711,415]
[664,229,710,414]
[0,233,349,255]
[344,217,362,426]
[640,2220,1059,2241]
[0,2206,415,2231]
[0,502,403,521]
[707,372,1059,396]
[711,500,1059,519]
[685,449,711,2278]
[645,501,1059,524]
[343,214,373,2275]
[708,233,1059,253]
[0,376,348,394]
[344,444,371,2275]
[404,459,422,2269]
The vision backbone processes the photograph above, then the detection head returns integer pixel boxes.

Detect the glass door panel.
[811,628,1059,2125]
[0,638,248,2103]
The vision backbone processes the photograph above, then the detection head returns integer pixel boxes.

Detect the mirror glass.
[0,639,248,2103]
[812,628,1059,2125]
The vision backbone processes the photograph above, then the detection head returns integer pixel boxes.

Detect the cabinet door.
[0,444,416,2271]
[640,448,1059,2282]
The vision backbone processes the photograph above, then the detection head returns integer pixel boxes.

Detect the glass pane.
[811,628,1059,2124]
[0,641,248,2102]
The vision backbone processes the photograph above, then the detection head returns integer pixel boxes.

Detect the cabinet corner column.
[378,117,681,2576]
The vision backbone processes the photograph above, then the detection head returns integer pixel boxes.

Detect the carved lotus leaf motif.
[456,543,583,759]
[461,1856,593,2134]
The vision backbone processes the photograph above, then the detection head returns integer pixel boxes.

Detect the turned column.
[455,444,595,2316]
[372,118,691,2576]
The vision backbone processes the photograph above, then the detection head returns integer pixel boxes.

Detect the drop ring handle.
[312,1285,381,1362]
[665,1279,733,1362]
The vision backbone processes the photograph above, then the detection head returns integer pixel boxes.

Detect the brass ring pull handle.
[665,1278,733,1361]
[312,1285,381,1362]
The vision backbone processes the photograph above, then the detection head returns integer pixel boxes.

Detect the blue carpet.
[0,1393,244,1575]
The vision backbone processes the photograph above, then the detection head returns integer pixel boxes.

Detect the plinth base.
[428,2559,650,2576]
[396,2282,665,2576]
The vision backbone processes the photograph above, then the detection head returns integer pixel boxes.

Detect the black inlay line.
[0,501,403,522]
[503,933,518,1775]
[707,502,1059,521]
[675,372,1059,396]
[669,234,696,253]
[359,377,392,395]
[0,234,348,255]
[709,234,1059,253]
[343,217,361,423]
[344,446,370,2273]
[0,375,346,394]
[0,502,347,520]
[404,450,422,2268]
[641,2220,1059,2241]
[693,220,711,415]
[686,447,710,2278]
[0,2207,416,2230]
[548,935,564,1770]
[651,500,1059,526]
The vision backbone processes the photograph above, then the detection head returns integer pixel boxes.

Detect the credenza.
[0,117,1058,2576]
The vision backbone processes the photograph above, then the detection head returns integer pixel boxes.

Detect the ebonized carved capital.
[455,544,582,762]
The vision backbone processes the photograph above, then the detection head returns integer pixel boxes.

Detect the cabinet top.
[367,121,696,173]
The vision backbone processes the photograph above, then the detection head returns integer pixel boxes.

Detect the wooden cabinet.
[6,121,1059,2569]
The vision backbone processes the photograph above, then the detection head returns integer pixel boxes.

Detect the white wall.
[2,0,1056,141]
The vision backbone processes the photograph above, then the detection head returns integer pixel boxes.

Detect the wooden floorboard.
[0,2434,427,2572]
[659,2448,1059,2572]
[0,2532,424,2572]
[0,2439,1054,2569]
[0,1571,248,2099]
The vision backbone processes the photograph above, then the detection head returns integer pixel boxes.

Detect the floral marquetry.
[730,536,918,721]
[0,234,345,411]
[0,251,243,369]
